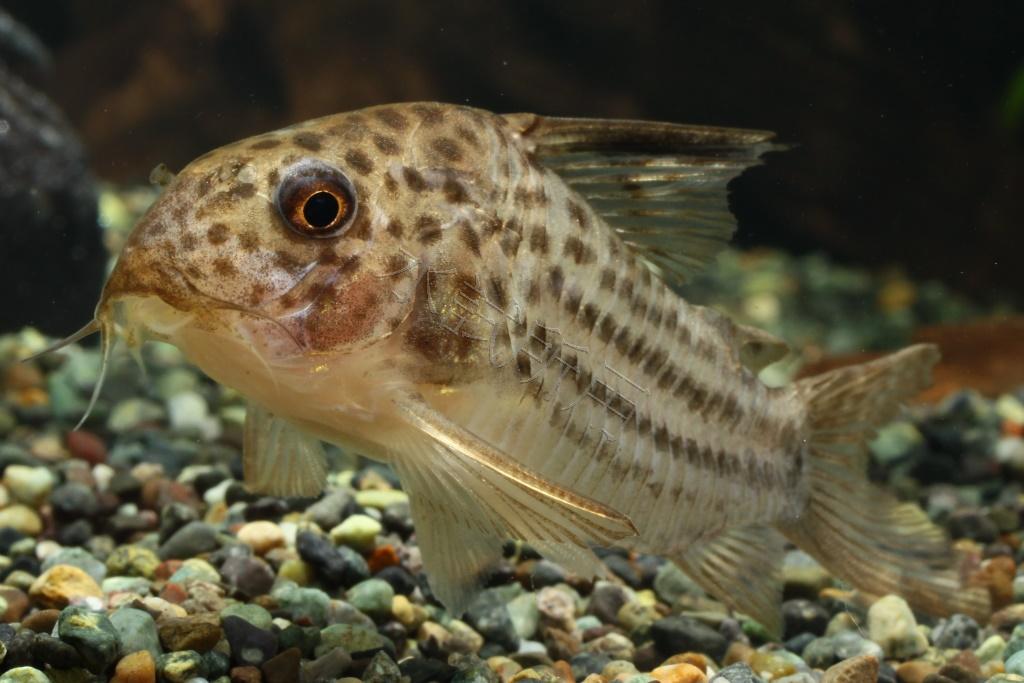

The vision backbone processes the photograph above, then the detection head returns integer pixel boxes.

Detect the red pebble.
[66,430,108,464]
[1004,419,1024,437]
[155,560,183,581]
[160,582,187,604]
[367,545,400,573]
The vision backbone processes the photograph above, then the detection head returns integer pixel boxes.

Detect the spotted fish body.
[91,103,990,630]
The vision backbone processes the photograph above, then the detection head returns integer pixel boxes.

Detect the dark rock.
[302,647,352,682]
[158,502,200,543]
[261,646,302,683]
[106,513,156,539]
[947,510,999,543]
[225,482,261,506]
[931,614,980,650]
[711,662,766,683]
[464,589,520,652]
[450,653,500,683]
[381,503,415,538]
[936,663,977,683]
[296,530,369,587]
[208,542,253,566]
[784,632,816,656]
[193,469,229,496]
[304,490,353,530]
[223,614,278,666]
[50,482,99,520]
[245,497,289,521]
[107,471,143,498]
[230,664,261,683]
[603,554,642,588]
[570,652,611,680]
[529,560,567,589]
[782,599,830,638]
[30,632,83,669]
[277,624,321,659]
[363,651,403,683]
[4,629,36,669]
[56,518,93,546]
[158,521,220,559]
[0,527,27,554]
[400,656,455,683]
[57,605,121,674]
[802,636,837,669]
[879,662,899,683]
[586,583,628,623]
[221,555,276,597]
[203,649,232,679]
[651,616,728,662]
[375,565,418,596]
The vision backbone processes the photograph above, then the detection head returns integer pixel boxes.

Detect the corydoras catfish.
[55,103,990,632]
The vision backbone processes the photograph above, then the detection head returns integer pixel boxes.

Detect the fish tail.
[783,343,990,620]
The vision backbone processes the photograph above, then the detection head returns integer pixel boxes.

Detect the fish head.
[96,103,514,414]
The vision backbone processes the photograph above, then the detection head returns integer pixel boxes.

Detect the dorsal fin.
[505,113,783,284]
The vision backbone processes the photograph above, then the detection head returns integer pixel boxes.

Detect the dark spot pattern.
[249,138,281,150]
[373,134,400,155]
[529,225,548,254]
[403,167,427,192]
[374,108,409,131]
[431,137,462,162]
[459,222,481,256]
[207,223,230,245]
[344,150,373,175]
[293,132,323,151]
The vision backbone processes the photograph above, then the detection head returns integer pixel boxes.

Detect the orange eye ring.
[276,161,356,238]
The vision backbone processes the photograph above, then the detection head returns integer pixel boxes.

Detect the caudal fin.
[782,344,990,621]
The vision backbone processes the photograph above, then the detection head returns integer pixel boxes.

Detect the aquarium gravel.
[0,252,1021,682]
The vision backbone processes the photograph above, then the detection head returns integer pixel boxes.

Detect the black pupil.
[303,191,340,228]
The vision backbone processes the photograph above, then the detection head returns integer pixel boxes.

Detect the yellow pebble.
[649,662,707,683]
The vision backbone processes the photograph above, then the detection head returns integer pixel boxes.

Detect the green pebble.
[109,607,161,660]
[363,651,403,683]
[57,606,122,674]
[272,581,330,625]
[346,578,395,619]
[329,514,382,551]
[107,398,165,433]
[1007,650,1024,677]
[221,602,274,630]
[317,624,388,659]
[158,650,206,683]
[105,545,160,579]
[168,557,219,584]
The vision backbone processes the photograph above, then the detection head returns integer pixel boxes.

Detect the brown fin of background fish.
[394,395,636,613]
[782,344,991,622]
[673,526,786,637]
[736,323,790,373]
[505,113,784,284]
[243,401,328,498]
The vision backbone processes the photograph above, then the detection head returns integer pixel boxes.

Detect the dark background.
[2,0,1022,333]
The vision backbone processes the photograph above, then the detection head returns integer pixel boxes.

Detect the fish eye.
[276,161,357,238]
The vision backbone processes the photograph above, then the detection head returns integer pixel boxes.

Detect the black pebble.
[193,469,229,496]
[223,615,279,666]
[158,502,199,543]
[374,565,417,595]
[603,554,642,588]
[651,616,728,662]
[31,633,83,669]
[225,482,261,505]
[571,652,611,680]
[0,527,27,554]
[50,482,99,520]
[783,632,817,655]
[782,599,830,638]
[56,519,93,546]
[399,656,455,683]
[296,531,369,588]
[244,497,289,521]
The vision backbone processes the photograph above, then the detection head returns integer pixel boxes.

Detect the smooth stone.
[587,582,629,624]
[21,608,60,633]
[0,505,42,536]
[105,545,160,579]
[167,390,220,440]
[168,558,220,584]
[295,531,370,588]
[354,489,408,509]
[272,581,330,625]
[654,562,702,605]
[158,613,223,653]
[867,595,928,659]
[158,521,220,560]
[110,650,156,683]
[223,615,278,666]
[572,653,613,680]
[465,589,520,652]
[29,632,83,669]
[346,578,395,620]
[261,646,301,683]
[782,599,829,638]
[50,481,100,519]
[57,605,122,674]
[303,490,353,530]
[236,521,285,556]
[110,607,162,661]
[975,634,1006,663]
[584,632,635,661]
[832,631,884,661]
[3,465,56,506]
[221,603,274,630]
[0,668,50,683]
[537,586,576,631]
[102,576,152,596]
[821,655,878,683]
[29,565,103,608]
[203,650,231,679]
[508,592,540,640]
[330,514,382,552]
[1007,650,1024,676]
[650,616,728,662]
[618,600,660,633]
[40,548,105,584]
[316,623,390,659]
[157,650,206,683]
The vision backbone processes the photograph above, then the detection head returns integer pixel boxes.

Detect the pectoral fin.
[393,395,637,613]
[243,402,328,498]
